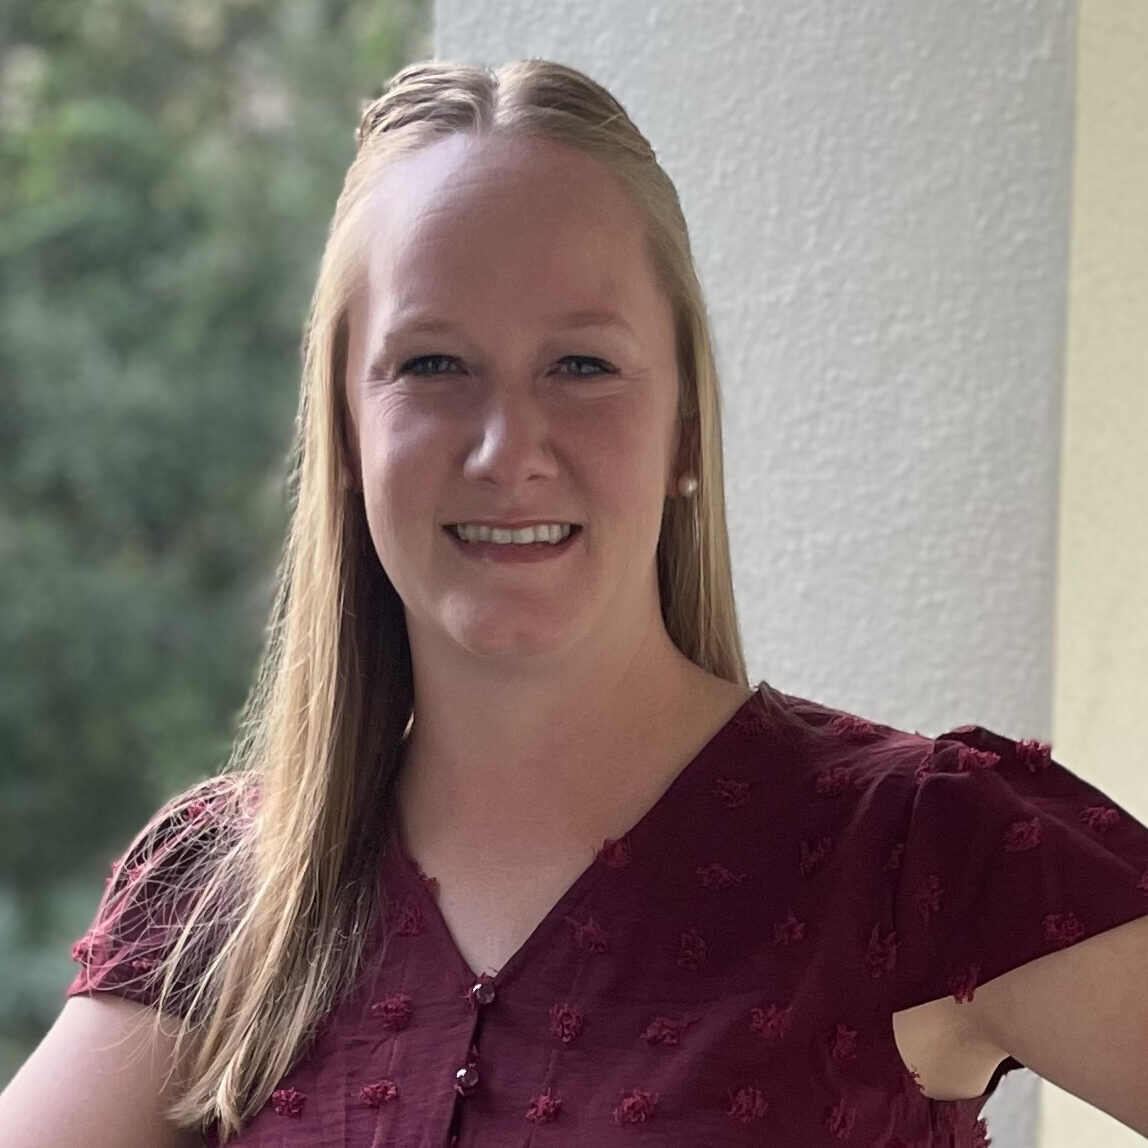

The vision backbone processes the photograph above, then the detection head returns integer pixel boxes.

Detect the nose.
[462,387,558,488]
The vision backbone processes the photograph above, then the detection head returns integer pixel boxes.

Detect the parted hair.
[86,58,802,1141]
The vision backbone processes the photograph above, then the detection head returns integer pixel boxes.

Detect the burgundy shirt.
[68,688,1148,1146]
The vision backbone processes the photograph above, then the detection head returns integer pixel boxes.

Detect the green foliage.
[0,0,429,1079]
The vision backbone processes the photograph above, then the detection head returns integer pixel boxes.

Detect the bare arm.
[962,913,1148,1136]
[0,996,204,1148]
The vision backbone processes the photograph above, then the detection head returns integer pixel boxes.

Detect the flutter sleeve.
[66,775,244,1016]
[891,725,1148,1019]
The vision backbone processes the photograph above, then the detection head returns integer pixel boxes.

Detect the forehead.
[359,133,663,336]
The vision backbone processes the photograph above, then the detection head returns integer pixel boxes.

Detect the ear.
[667,400,699,497]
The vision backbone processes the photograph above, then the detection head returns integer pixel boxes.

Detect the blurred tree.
[0,0,429,1081]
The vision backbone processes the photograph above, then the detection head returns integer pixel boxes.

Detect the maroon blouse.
[68,687,1148,1146]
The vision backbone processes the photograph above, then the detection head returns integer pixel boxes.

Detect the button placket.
[453,977,494,1100]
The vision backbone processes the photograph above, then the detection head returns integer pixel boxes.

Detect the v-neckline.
[389,683,769,988]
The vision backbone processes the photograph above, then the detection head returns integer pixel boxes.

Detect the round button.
[470,980,496,1006]
[454,1065,480,1095]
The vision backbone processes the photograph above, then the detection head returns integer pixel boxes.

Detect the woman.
[4,59,1148,1147]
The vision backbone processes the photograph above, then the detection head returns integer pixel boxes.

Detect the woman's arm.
[0,996,204,1148]
[962,913,1148,1135]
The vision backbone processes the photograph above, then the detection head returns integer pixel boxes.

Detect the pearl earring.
[677,474,698,497]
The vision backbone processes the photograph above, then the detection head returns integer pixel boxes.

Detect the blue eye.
[400,355,459,376]
[396,354,616,379]
[558,356,615,378]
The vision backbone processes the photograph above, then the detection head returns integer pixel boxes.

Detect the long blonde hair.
[101,58,796,1140]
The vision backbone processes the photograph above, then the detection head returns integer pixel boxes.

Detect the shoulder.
[762,689,1061,808]
[749,691,1071,879]
[757,688,933,801]
[100,773,256,896]
[69,772,257,1014]
[716,690,937,896]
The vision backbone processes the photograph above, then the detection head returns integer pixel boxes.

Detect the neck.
[394,605,746,859]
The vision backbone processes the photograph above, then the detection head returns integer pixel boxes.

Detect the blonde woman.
[4,59,1148,1147]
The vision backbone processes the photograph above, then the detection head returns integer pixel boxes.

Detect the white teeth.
[450,523,574,545]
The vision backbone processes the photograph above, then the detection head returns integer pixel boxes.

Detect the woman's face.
[344,132,682,666]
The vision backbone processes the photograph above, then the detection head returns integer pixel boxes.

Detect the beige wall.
[1048,1,1148,1144]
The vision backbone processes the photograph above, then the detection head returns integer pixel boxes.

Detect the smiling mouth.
[444,524,581,545]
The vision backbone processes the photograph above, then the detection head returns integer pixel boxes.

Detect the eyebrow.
[366,309,636,379]
[547,309,637,337]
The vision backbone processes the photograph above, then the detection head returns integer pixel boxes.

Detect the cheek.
[570,412,674,550]
[357,408,452,551]
[360,402,449,486]
[583,398,675,494]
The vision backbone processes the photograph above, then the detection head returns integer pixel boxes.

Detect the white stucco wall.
[434,4,1077,1145]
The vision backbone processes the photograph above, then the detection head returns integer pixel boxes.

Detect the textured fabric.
[67,688,1148,1146]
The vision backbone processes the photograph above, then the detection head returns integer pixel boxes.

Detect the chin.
[444,605,579,663]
